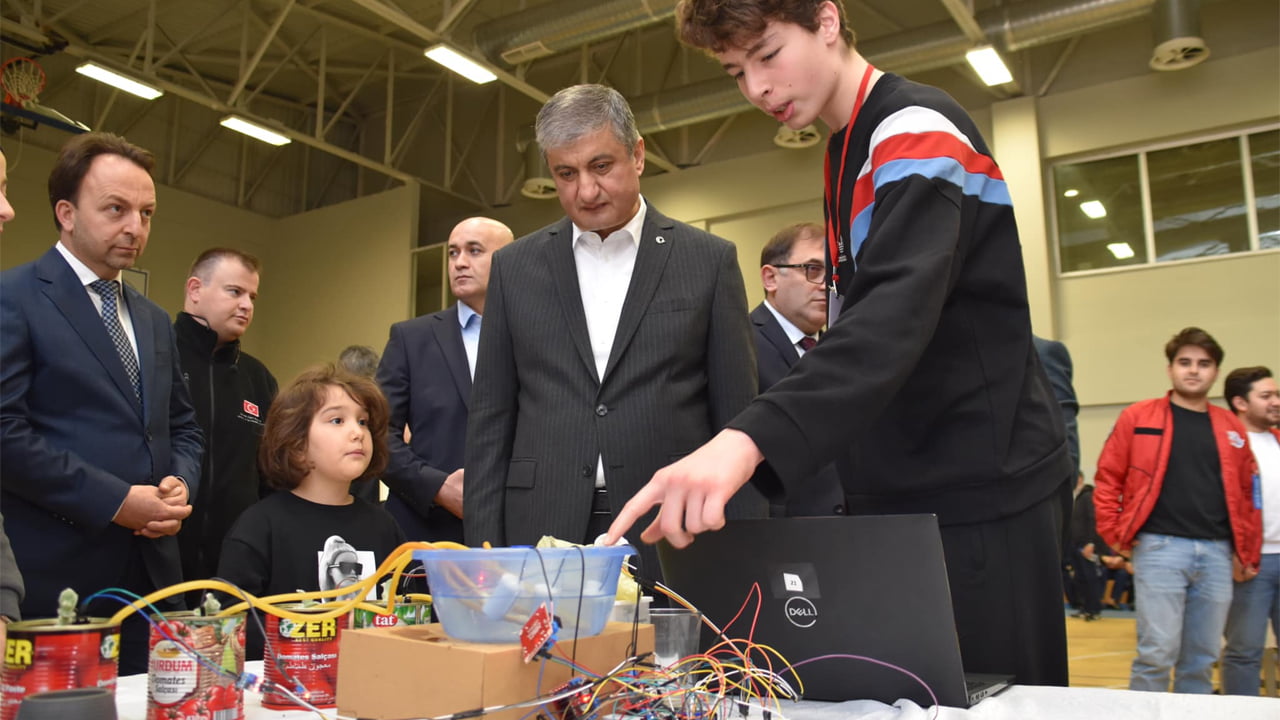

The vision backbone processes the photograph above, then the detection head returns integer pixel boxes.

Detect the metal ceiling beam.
[938,0,988,44]
[436,0,480,34]
[289,1,429,60]
[341,0,671,175]
[243,25,320,107]
[344,0,551,107]
[322,56,380,137]
[228,0,296,105]
[86,2,153,45]
[151,2,240,69]
[47,0,92,25]
[58,42,487,208]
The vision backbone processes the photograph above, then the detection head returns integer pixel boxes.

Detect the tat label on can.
[1,618,120,720]
[146,612,246,720]
[262,606,346,710]
[351,600,431,629]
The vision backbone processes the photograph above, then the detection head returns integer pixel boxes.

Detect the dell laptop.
[656,514,1011,708]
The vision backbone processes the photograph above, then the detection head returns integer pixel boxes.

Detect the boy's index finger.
[606,483,663,545]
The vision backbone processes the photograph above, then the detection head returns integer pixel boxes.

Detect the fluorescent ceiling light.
[424,44,497,85]
[1079,200,1107,219]
[965,46,1013,86]
[1063,188,1079,198]
[219,115,291,146]
[75,62,163,100]
[1107,242,1135,260]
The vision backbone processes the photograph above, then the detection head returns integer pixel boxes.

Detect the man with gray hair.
[464,84,764,570]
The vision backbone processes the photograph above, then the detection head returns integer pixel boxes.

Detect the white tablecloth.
[116,663,1280,720]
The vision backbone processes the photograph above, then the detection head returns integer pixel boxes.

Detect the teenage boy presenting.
[609,0,1072,685]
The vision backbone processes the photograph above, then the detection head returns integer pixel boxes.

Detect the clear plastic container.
[415,546,634,643]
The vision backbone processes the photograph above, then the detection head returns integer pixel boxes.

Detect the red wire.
[719,582,762,638]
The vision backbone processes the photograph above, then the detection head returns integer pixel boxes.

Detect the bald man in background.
[376,217,514,542]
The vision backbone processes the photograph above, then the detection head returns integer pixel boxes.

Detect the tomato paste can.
[261,606,346,710]
[1,618,120,720]
[146,611,246,720]
[350,599,431,629]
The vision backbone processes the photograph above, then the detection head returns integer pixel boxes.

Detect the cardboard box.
[336,622,653,720]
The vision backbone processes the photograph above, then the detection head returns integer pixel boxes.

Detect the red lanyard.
[823,64,876,293]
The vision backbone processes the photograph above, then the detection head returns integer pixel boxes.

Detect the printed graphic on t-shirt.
[316,534,378,600]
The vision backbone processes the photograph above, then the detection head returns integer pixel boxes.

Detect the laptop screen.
[657,514,973,707]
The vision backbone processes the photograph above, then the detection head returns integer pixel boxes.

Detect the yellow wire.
[108,541,467,626]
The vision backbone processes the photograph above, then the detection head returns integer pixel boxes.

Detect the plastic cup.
[649,608,702,668]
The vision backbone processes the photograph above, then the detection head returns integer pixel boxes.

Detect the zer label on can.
[262,610,346,710]
[1,620,120,720]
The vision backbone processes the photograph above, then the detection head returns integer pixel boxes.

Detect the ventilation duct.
[1149,0,1209,70]
[631,77,748,135]
[859,0,1156,76]
[475,0,1195,143]
[628,0,1163,138]
[475,0,678,66]
[775,125,822,150]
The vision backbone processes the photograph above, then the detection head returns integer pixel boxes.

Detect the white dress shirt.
[56,241,140,356]
[458,301,482,380]
[572,197,647,488]
[763,298,818,356]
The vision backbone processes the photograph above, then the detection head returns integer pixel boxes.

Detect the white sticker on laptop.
[783,572,804,593]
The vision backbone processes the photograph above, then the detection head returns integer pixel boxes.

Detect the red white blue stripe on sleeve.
[847,106,1011,260]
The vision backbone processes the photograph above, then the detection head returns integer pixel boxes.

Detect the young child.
[217,365,406,655]
[610,0,1072,687]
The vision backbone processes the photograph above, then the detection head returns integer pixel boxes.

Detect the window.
[1053,126,1278,274]
[1149,138,1249,261]
[1250,129,1280,249]
[1054,156,1146,271]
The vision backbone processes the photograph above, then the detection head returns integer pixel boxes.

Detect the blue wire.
[82,586,171,620]
[514,657,550,720]
[87,592,239,682]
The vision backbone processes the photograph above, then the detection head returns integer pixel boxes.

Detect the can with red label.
[350,599,431,629]
[146,611,246,720]
[261,606,347,710]
[0,618,120,720]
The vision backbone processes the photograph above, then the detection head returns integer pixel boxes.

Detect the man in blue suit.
[376,217,513,542]
[751,222,844,517]
[0,133,202,674]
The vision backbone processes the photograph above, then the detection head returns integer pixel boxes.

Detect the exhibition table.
[114,661,1280,720]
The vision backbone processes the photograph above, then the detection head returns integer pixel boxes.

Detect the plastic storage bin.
[415,546,634,643]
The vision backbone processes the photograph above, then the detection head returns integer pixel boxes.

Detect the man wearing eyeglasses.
[753,223,844,517]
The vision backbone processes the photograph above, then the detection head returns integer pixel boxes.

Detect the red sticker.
[519,603,554,664]
[243,400,260,417]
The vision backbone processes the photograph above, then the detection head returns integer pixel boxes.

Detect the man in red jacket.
[1221,366,1280,695]
[1094,327,1261,693]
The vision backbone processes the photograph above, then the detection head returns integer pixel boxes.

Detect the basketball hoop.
[2,57,47,108]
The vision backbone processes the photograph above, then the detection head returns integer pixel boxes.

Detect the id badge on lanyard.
[824,64,875,329]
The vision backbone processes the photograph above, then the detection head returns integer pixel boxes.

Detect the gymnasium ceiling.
[1,0,1275,221]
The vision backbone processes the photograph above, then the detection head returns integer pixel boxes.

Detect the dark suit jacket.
[376,305,470,543]
[464,205,766,569]
[751,302,846,517]
[0,247,203,617]
[1033,336,1079,477]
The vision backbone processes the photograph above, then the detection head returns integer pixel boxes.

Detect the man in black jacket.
[175,248,278,588]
